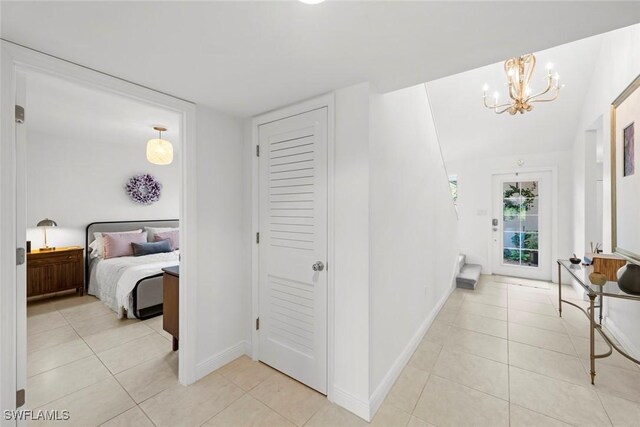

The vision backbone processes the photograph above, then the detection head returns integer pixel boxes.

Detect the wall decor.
[126,174,162,205]
[611,73,640,263]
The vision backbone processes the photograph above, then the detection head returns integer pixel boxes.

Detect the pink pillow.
[103,231,148,259]
[154,230,179,251]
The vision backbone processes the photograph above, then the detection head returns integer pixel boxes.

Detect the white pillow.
[144,226,178,242]
[90,229,142,259]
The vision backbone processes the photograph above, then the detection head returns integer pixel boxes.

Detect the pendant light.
[147,126,173,165]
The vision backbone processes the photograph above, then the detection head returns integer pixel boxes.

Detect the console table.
[557,259,640,384]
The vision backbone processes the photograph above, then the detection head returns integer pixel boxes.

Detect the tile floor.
[26,276,640,426]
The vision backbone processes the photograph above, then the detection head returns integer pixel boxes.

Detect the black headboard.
[85,219,179,288]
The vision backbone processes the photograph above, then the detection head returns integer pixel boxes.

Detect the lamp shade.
[147,138,173,165]
[36,218,57,228]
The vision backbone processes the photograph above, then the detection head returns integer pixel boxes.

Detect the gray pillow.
[131,239,172,256]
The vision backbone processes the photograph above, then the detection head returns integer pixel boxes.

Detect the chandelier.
[483,54,562,115]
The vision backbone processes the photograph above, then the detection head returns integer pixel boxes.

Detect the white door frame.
[0,41,199,417]
[489,166,559,282]
[251,93,335,399]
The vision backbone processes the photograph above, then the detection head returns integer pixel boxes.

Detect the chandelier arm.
[483,98,513,110]
[528,91,560,104]
[508,83,519,101]
[494,105,513,114]
[524,78,553,103]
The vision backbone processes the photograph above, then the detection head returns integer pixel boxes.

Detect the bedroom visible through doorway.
[23,70,183,422]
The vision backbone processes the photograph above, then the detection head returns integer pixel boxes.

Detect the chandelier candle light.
[483,54,563,115]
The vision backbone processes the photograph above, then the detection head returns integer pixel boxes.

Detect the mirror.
[611,73,640,263]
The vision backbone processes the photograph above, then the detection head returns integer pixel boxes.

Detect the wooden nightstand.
[27,246,84,297]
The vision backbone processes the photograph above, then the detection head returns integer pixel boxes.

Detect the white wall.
[244,82,460,420]
[570,23,640,357]
[194,105,247,375]
[368,85,459,410]
[25,131,180,249]
[332,83,371,413]
[447,150,573,283]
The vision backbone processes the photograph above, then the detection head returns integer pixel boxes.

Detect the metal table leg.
[558,262,562,317]
[589,293,597,385]
[599,293,603,325]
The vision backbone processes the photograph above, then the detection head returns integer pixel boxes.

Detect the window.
[449,175,458,205]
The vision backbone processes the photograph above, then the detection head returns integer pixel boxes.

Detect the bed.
[85,219,179,319]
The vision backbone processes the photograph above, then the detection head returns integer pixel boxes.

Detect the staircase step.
[457,254,466,273]
[456,263,481,290]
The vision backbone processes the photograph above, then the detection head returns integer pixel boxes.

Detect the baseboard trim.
[332,386,371,421]
[368,258,457,420]
[243,340,253,356]
[195,340,250,380]
[602,317,640,361]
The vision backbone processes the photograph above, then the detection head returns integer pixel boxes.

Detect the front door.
[258,107,328,394]
[492,171,552,281]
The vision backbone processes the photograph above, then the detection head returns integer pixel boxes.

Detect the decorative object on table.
[588,272,607,287]
[617,263,640,295]
[623,123,635,177]
[589,242,603,254]
[26,241,31,253]
[611,74,640,264]
[146,126,173,165]
[36,218,57,251]
[569,254,581,265]
[125,174,162,205]
[482,53,562,115]
[591,253,627,281]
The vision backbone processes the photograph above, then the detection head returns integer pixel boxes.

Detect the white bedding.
[89,251,179,318]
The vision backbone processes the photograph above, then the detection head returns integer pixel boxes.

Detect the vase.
[617,263,640,295]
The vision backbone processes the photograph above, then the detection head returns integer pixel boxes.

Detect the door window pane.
[502,181,539,267]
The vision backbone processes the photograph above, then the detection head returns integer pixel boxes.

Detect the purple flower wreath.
[125,174,162,205]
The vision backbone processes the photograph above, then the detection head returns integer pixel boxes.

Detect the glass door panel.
[502,181,539,267]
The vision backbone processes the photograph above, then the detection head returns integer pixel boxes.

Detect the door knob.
[312,261,325,272]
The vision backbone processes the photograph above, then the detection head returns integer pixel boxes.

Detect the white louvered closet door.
[258,108,328,394]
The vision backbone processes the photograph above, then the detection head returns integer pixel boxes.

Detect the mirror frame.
[611,73,640,264]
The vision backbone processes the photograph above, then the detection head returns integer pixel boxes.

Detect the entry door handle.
[312,261,325,272]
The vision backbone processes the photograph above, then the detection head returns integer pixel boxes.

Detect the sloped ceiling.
[427,31,606,163]
[2,1,639,117]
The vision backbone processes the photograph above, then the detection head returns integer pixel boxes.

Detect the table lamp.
[36,218,57,251]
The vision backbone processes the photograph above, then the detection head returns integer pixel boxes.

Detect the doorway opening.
[22,70,183,420]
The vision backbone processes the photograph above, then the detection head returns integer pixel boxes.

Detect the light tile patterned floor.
[27,276,640,426]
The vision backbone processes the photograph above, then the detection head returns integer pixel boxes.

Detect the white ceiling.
[2,1,639,117]
[426,30,605,163]
[27,71,181,149]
